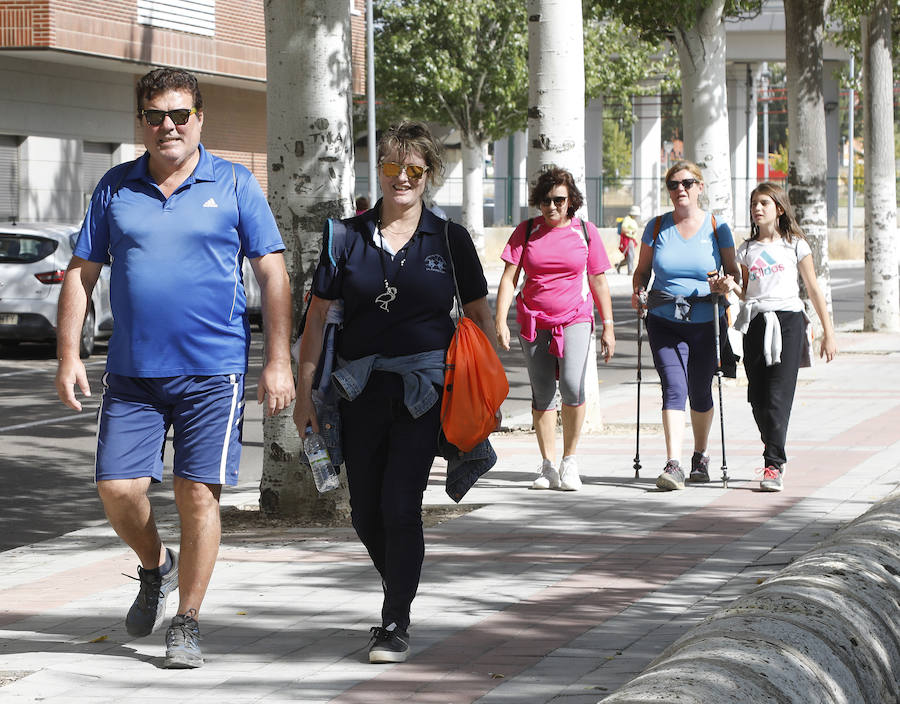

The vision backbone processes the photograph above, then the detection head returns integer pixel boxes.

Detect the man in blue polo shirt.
[54,68,294,669]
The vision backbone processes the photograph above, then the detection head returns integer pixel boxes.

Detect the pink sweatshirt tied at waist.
[516,294,594,358]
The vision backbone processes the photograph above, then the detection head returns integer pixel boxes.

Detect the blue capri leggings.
[645,314,716,412]
[519,322,592,410]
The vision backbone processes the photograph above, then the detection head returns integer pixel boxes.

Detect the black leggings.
[340,371,440,631]
[742,311,805,470]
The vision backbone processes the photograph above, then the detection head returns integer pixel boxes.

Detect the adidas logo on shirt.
[202,198,219,208]
[748,250,784,281]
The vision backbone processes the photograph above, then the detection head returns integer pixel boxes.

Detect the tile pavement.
[1,283,898,702]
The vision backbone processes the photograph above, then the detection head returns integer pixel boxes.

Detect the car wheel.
[79,306,96,359]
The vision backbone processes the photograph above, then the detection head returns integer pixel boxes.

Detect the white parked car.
[242,256,262,330]
[0,221,113,358]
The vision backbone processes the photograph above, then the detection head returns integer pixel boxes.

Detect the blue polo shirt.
[75,144,284,376]
[313,203,488,360]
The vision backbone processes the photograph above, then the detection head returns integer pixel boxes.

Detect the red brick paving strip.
[332,406,898,703]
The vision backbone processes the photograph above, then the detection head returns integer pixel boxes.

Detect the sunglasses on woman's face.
[140,107,198,127]
[540,196,567,207]
[380,162,427,180]
[666,178,699,191]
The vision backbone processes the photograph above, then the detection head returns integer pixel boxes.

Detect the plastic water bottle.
[303,427,340,493]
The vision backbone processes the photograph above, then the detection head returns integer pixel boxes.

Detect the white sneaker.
[558,456,582,491]
[531,459,560,489]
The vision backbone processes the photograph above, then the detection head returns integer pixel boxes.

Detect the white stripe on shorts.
[218,373,240,484]
[93,372,110,484]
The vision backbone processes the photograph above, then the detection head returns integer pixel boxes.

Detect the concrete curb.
[599,490,900,704]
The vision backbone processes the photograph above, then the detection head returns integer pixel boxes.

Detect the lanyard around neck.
[374,219,418,312]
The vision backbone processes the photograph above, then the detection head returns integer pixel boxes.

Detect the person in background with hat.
[616,205,641,274]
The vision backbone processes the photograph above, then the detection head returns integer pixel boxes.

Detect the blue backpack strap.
[298,217,351,336]
[323,216,351,268]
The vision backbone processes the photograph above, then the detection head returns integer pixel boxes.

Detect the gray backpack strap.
[443,219,463,318]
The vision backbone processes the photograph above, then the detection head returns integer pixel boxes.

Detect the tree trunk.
[261,0,353,519]
[784,0,833,333]
[672,0,733,225]
[862,0,899,332]
[525,0,586,188]
[526,0,603,432]
[460,137,485,253]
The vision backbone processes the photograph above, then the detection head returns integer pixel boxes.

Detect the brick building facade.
[0,0,365,221]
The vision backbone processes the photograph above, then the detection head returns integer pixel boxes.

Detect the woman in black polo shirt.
[294,122,493,663]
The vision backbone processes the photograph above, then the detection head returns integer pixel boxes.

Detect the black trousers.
[340,372,440,632]
[742,311,805,470]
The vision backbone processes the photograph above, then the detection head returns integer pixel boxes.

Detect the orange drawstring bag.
[440,221,508,452]
[441,316,508,451]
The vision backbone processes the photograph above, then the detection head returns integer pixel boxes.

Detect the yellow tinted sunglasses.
[380,161,427,180]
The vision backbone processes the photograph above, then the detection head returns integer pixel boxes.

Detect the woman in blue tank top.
[630,160,740,491]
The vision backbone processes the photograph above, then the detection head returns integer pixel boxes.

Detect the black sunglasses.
[540,196,567,207]
[140,107,198,127]
[666,178,699,191]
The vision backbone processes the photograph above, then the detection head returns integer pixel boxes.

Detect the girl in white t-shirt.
[711,183,837,492]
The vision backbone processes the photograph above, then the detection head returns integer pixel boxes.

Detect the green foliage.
[829,0,900,65]
[772,142,789,174]
[603,118,631,186]
[374,0,528,143]
[374,1,682,145]
[582,14,679,108]
[584,0,764,44]
[829,0,900,178]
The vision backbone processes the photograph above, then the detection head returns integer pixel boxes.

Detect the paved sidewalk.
[2,321,899,702]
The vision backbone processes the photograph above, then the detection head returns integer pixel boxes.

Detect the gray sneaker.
[163,612,203,668]
[656,460,685,491]
[368,623,410,663]
[125,549,179,637]
[687,452,710,483]
[759,466,784,492]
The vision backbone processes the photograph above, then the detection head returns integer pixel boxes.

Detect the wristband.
[602,319,614,325]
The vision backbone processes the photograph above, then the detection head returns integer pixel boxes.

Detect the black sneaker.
[368,623,410,663]
[687,452,710,483]
[656,460,685,491]
[125,548,179,637]
[163,612,203,669]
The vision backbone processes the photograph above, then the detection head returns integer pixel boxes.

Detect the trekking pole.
[633,290,648,479]
[709,275,729,488]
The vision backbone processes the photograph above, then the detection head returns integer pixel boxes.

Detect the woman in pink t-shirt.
[494,168,616,491]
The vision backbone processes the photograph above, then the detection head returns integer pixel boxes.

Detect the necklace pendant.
[375,279,398,312]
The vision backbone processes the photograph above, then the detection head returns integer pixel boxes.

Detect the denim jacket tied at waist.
[330,348,498,502]
[647,289,717,322]
[331,349,445,418]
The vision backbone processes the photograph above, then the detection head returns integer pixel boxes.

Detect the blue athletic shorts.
[95,373,245,486]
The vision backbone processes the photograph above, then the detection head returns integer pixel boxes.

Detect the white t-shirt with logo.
[736,236,812,312]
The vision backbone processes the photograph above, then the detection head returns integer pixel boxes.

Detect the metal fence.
[356,175,899,232]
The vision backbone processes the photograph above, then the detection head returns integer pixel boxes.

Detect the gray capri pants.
[518,321,592,410]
